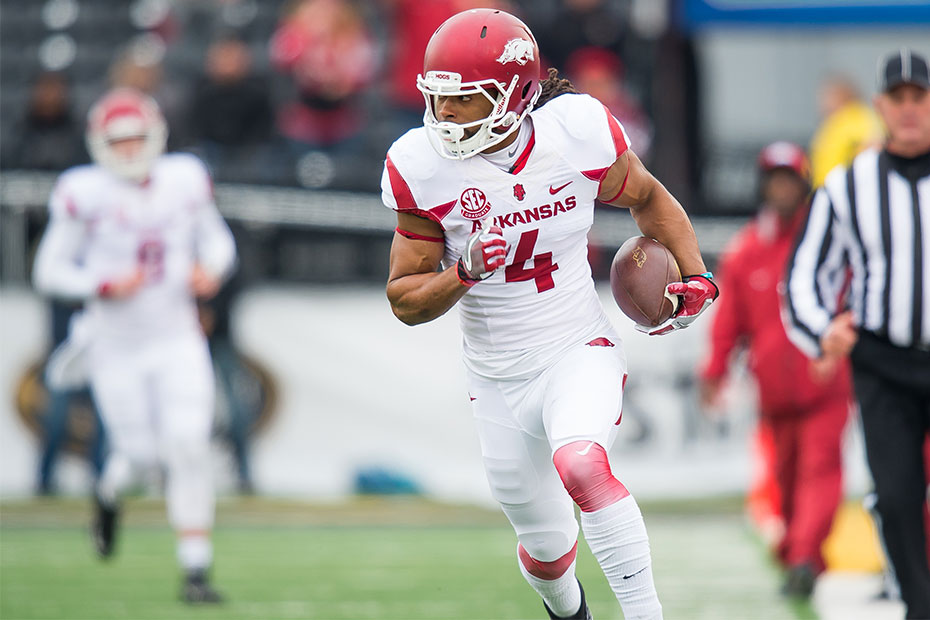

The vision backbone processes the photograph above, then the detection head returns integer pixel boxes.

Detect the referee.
[784,49,930,619]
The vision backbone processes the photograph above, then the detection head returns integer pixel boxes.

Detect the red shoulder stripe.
[582,167,609,182]
[430,199,457,221]
[603,105,629,158]
[385,154,417,212]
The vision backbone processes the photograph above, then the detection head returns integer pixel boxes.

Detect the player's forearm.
[196,207,238,281]
[32,221,99,299]
[630,185,707,276]
[386,268,469,325]
[33,261,99,300]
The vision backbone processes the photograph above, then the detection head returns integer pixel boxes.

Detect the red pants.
[769,397,850,573]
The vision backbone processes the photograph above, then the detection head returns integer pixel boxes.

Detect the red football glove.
[456,219,508,287]
[636,273,719,336]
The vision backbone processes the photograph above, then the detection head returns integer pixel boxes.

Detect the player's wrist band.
[684,272,719,299]
[455,259,479,287]
[97,281,114,297]
[396,227,444,243]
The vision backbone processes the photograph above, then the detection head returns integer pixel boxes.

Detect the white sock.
[581,495,662,620]
[519,558,582,617]
[96,453,133,506]
[177,535,212,572]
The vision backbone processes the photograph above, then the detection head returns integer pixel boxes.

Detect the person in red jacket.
[700,141,853,599]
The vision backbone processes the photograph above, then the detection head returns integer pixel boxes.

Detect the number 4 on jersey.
[505,228,558,292]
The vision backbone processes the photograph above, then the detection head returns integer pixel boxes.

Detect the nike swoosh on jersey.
[549,181,573,195]
[575,441,595,456]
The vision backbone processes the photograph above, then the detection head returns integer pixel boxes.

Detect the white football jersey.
[382,94,630,379]
[33,153,236,341]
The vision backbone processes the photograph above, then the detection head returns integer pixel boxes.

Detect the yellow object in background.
[822,499,885,573]
[810,100,884,188]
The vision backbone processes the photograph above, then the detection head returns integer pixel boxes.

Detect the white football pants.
[467,335,627,562]
[90,332,215,532]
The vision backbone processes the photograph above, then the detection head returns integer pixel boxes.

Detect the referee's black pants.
[852,332,930,620]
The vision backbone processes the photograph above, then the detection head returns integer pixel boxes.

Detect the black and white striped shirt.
[785,147,930,356]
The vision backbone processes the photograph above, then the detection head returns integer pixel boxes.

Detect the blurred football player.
[33,88,236,604]
[700,142,852,599]
[381,9,717,619]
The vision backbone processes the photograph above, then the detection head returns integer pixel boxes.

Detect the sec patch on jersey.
[610,236,680,327]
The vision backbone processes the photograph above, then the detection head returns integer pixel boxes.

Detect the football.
[609,236,681,327]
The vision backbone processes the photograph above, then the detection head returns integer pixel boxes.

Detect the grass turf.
[0,497,808,619]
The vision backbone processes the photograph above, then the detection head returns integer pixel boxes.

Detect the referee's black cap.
[878,49,930,93]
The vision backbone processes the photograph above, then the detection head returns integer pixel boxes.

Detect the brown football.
[609,236,681,327]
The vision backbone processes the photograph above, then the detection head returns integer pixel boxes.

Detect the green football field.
[0,496,813,620]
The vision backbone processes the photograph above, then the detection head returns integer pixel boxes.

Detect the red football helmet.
[417,9,541,160]
[757,141,809,179]
[86,88,167,182]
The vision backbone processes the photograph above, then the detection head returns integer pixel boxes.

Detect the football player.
[382,9,717,620]
[33,88,236,604]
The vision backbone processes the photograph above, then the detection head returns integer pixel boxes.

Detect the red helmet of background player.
[757,141,810,180]
[417,8,541,160]
[86,88,167,182]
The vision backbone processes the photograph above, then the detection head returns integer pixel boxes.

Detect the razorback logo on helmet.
[496,38,535,66]
[460,187,491,219]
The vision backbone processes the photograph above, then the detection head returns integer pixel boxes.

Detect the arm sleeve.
[700,244,747,380]
[32,181,99,300]
[195,202,237,279]
[191,164,237,280]
[783,188,844,357]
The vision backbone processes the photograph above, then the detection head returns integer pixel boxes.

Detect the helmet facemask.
[417,70,536,160]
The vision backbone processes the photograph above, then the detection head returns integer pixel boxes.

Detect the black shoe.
[181,569,224,604]
[781,562,816,599]
[544,579,593,619]
[91,495,119,559]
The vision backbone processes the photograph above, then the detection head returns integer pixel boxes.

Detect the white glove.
[456,219,508,286]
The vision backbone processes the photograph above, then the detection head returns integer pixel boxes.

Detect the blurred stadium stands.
[0,169,749,286]
[2,1,927,298]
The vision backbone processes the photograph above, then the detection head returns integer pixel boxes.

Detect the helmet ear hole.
[521,81,532,99]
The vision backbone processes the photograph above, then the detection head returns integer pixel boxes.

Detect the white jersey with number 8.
[34,153,236,342]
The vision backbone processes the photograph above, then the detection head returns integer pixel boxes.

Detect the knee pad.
[519,541,577,580]
[553,441,629,512]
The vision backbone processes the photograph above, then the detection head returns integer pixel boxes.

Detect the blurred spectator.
[809,74,883,188]
[533,0,628,73]
[109,37,188,147]
[197,271,256,494]
[379,0,507,137]
[187,36,277,182]
[3,72,85,170]
[700,142,852,599]
[565,46,652,163]
[269,0,376,151]
[37,300,106,495]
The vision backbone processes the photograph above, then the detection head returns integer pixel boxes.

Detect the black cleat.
[181,569,224,604]
[91,495,119,559]
[544,579,593,619]
[781,562,816,599]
